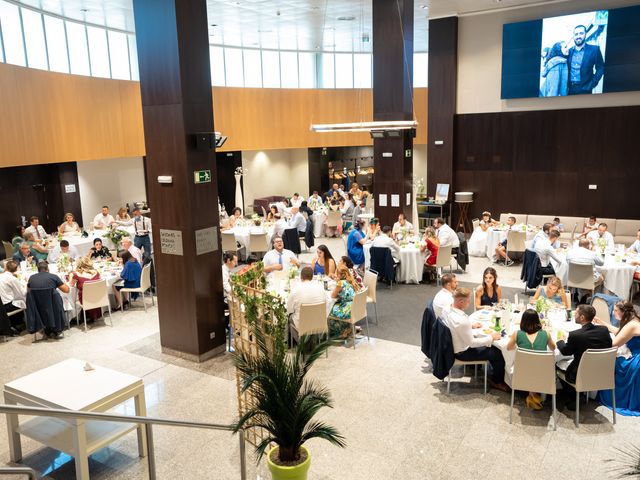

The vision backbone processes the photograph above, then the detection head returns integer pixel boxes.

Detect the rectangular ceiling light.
[310,120,418,133]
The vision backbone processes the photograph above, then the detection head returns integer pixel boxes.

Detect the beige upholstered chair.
[221,232,239,253]
[328,287,369,349]
[2,241,13,260]
[567,263,596,299]
[363,270,379,324]
[76,279,113,331]
[290,301,328,354]
[435,245,452,283]
[446,359,488,395]
[591,297,610,325]
[505,230,526,266]
[249,233,269,260]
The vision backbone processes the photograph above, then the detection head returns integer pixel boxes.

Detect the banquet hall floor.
[0,240,637,479]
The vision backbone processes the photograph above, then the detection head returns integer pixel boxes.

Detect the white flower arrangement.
[234,166,248,176]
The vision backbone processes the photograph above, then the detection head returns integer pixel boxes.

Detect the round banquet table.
[59,226,149,257]
[485,226,537,260]
[363,242,428,284]
[312,210,327,238]
[229,225,276,258]
[267,273,337,316]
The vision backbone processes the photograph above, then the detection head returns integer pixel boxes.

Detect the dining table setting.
[363,234,428,284]
[485,223,538,260]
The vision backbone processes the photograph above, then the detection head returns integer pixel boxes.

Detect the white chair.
[472,219,480,231]
[260,206,268,219]
[591,297,611,325]
[363,270,378,324]
[505,230,526,266]
[221,232,239,253]
[76,279,113,331]
[2,241,13,260]
[558,347,617,428]
[290,302,328,354]
[325,210,342,234]
[435,245,453,283]
[567,263,595,300]
[249,233,269,260]
[220,218,230,229]
[446,359,488,395]
[510,349,557,430]
[328,287,369,349]
[119,263,154,313]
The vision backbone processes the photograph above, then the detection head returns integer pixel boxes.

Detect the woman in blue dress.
[531,276,570,309]
[595,301,640,416]
[311,244,336,277]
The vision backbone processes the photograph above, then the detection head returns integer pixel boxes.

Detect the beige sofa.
[497,213,640,246]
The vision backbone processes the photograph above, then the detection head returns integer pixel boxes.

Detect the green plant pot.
[267,446,311,480]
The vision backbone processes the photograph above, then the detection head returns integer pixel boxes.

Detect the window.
[242,49,261,87]
[280,51,298,88]
[0,1,26,66]
[224,47,243,87]
[87,26,110,78]
[298,52,315,88]
[261,50,280,88]
[321,53,334,88]
[128,34,139,81]
[21,8,48,70]
[108,31,129,80]
[335,53,353,88]
[66,21,90,75]
[0,18,4,62]
[353,53,371,88]
[44,16,68,73]
[209,46,225,86]
[414,53,428,88]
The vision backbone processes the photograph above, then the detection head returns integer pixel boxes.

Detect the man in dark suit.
[556,304,612,410]
[567,24,604,95]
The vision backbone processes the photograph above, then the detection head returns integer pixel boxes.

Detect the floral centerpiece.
[596,237,607,254]
[57,254,73,274]
[104,228,130,249]
[534,296,554,317]
[234,166,248,176]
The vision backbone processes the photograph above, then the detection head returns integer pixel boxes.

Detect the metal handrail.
[0,405,246,480]
[0,467,38,479]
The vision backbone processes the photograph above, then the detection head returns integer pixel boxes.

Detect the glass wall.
[0,1,428,88]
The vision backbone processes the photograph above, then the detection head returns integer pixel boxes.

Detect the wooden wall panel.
[0,62,427,168]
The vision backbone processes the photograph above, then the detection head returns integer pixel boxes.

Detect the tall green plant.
[233,330,346,463]
[607,445,640,478]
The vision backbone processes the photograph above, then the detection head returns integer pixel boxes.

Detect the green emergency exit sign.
[194,170,211,184]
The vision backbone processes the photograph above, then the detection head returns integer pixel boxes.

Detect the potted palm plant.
[233,331,346,480]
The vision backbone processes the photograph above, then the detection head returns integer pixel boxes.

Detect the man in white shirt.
[567,238,605,297]
[290,193,304,208]
[434,217,460,248]
[372,226,401,262]
[494,216,517,265]
[587,223,615,251]
[121,237,143,265]
[132,208,152,256]
[535,229,564,275]
[432,273,457,318]
[286,266,326,328]
[530,223,553,251]
[93,206,116,229]
[263,237,300,274]
[307,191,322,210]
[442,287,509,392]
[24,216,47,240]
[47,240,79,264]
[392,213,414,239]
[222,252,237,303]
[628,229,640,254]
[0,260,27,333]
[288,207,307,234]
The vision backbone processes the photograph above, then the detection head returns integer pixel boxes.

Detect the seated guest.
[121,237,143,264]
[290,193,304,208]
[365,218,380,241]
[531,275,570,309]
[530,222,553,251]
[69,257,102,321]
[228,207,243,228]
[299,200,313,218]
[0,260,27,333]
[26,261,69,338]
[475,267,502,309]
[93,206,115,229]
[494,216,517,265]
[372,226,401,262]
[432,273,457,318]
[312,245,337,277]
[24,216,47,240]
[442,288,510,392]
[287,266,327,329]
[263,237,300,275]
[567,238,605,296]
[48,240,79,264]
[627,229,640,254]
[421,227,440,282]
[336,256,363,288]
[112,251,142,309]
[329,265,361,338]
[349,182,363,200]
[273,216,288,238]
[288,206,307,235]
[222,252,238,303]
[58,212,81,235]
[11,226,25,250]
[392,213,414,240]
[556,304,612,410]
[594,301,640,416]
[23,233,48,262]
[89,238,112,261]
[307,191,322,210]
[115,207,133,226]
[13,242,33,264]
[580,215,599,238]
[325,183,343,201]
[506,309,556,410]
[468,211,494,257]
[266,205,280,222]
[534,229,563,275]
[347,220,366,269]
[587,223,615,251]
[340,194,355,222]
[434,217,460,248]
[351,199,364,225]
[553,217,564,233]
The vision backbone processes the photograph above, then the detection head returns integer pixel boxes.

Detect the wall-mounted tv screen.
[501,5,640,99]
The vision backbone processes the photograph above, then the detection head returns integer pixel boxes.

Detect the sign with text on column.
[195,227,218,255]
[160,229,183,256]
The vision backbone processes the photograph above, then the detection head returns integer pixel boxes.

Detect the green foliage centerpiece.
[104,227,130,249]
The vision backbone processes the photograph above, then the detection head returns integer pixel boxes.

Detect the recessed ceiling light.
[337,16,356,21]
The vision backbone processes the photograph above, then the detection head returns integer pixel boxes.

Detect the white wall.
[76,157,147,227]
[241,149,309,212]
[457,0,640,114]
[413,144,427,191]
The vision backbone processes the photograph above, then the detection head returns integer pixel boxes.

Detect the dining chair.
[505,230,526,266]
[510,348,557,430]
[76,279,113,331]
[472,219,480,231]
[363,270,379,324]
[446,358,488,395]
[434,245,453,284]
[249,233,269,260]
[119,263,154,313]
[328,287,369,349]
[567,263,595,300]
[591,297,611,325]
[290,302,329,356]
[2,241,13,260]
[221,232,239,254]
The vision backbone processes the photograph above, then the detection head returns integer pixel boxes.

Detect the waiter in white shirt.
[434,217,460,248]
[93,206,116,229]
[222,252,238,303]
[442,287,509,392]
[286,266,326,328]
[132,207,152,256]
[587,223,615,251]
[372,226,401,262]
[288,207,307,235]
[432,273,457,318]
[24,216,47,240]
[263,237,300,274]
[534,229,564,275]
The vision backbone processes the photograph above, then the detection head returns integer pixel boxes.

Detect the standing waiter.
[132,207,152,258]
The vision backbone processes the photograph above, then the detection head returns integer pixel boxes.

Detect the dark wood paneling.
[216,151,242,215]
[427,16,458,198]
[454,106,640,221]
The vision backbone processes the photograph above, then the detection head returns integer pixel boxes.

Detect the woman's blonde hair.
[336,264,360,291]
[75,256,95,273]
[547,276,563,291]
[117,207,128,218]
[64,212,74,222]
[424,226,437,240]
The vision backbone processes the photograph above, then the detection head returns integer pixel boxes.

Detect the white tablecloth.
[60,226,147,257]
[363,242,427,284]
[312,210,327,238]
[267,275,337,316]
[230,226,276,258]
[485,227,536,260]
